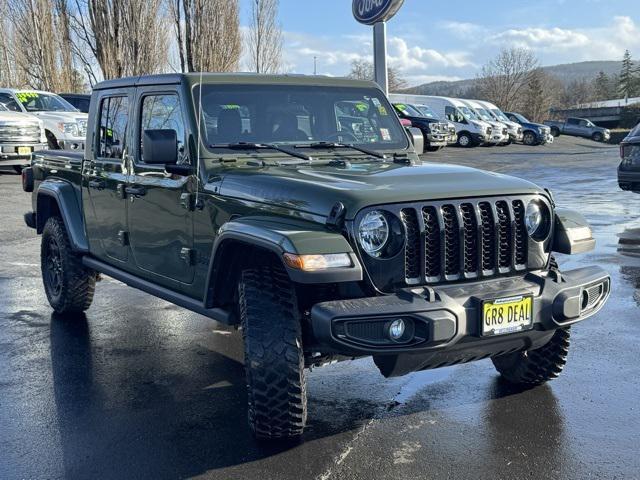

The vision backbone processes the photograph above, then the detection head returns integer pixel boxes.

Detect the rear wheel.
[492,327,571,385]
[239,263,307,440]
[550,127,560,137]
[41,216,96,314]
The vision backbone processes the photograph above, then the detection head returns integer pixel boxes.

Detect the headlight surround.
[58,122,79,136]
[525,199,551,241]
[358,210,389,256]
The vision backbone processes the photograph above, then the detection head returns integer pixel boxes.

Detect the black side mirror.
[143,129,178,165]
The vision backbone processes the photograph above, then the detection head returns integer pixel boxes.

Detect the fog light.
[388,319,405,341]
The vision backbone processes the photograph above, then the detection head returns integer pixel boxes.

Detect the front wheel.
[41,216,96,313]
[522,131,537,146]
[592,132,603,142]
[457,132,473,148]
[492,327,571,385]
[239,264,307,440]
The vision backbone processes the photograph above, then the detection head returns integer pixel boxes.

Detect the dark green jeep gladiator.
[23,74,610,440]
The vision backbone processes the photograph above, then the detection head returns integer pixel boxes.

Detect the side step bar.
[82,257,234,325]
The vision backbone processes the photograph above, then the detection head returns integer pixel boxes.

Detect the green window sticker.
[16,92,39,104]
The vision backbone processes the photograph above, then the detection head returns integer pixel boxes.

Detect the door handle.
[88,180,105,190]
[124,185,146,197]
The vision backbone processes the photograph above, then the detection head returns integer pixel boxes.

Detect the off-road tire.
[239,264,307,440]
[492,327,571,386]
[592,132,603,142]
[41,216,96,313]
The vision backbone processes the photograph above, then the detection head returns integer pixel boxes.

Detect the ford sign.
[352,0,404,25]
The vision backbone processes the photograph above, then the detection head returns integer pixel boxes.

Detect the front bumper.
[618,169,640,192]
[311,266,610,373]
[426,133,447,147]
[0,143,47,165]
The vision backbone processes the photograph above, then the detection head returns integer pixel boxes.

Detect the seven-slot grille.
[400,198,529,284]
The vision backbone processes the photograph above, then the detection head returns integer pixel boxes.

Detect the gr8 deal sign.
[352,0,405,25]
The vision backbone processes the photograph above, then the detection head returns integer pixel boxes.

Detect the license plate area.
[481,294,533,337]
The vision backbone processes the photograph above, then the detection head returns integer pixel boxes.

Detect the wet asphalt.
[1,136,639,479]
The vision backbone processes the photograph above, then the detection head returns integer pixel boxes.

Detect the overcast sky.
[241,0,639,86]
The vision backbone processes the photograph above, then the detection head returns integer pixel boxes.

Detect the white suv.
[0,89,88,151]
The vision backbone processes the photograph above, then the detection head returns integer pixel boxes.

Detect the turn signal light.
[283,253,352,271]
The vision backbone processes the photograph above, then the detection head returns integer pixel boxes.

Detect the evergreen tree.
[619,50,637,98]
[593,71,614,101]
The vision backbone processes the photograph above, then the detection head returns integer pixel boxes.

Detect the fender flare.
[36,180,89,253]
[204,216,363,308]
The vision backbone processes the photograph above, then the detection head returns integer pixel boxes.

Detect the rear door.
[83,89,132,264]
[126,87,196,287]
[564,118,581,135]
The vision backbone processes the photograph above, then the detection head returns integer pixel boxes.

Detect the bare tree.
[347,59,408,92]
[69,0,168,81]
[247,0,282,74]
[169,0,241,73]
[476,48,538,112]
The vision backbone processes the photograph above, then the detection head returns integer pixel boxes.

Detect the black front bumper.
[311,266,610,375]
[618,169,640,192]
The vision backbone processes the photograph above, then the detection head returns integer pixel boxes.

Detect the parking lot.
[1,136,639,479]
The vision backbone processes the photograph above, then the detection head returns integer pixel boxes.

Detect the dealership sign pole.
[352,0,405,95]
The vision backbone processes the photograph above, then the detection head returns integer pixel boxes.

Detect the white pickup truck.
[0,103,46,172]
[0,89,88,151]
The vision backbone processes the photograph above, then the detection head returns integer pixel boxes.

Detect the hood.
[214,160,544,220]
[30,111,87,123]
[0,111,41,125]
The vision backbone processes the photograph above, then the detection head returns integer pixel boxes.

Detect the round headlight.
[358,210,389,256]
[525,200,550,240]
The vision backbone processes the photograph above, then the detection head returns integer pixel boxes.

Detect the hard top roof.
[93,73,379,91]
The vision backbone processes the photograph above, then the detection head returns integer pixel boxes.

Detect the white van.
[474,100,523,144]
[462,100,510,145]
[395,95,496,147]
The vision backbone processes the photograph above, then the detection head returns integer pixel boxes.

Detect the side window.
[98,96,129,159]
[567,118,578,125]
[140,94,185,163]
[0,93,22,112]
[579,120,588,127]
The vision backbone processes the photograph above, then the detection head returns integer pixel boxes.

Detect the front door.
[127,89,196,286]
[83,91,132,264]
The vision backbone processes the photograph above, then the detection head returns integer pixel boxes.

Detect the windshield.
[414,104,439,119]
[459,106,480,121]
[511,112,529,123]
[393,103,423,117]
[15,91,78,112]
[491,108,510,122]
[196,84,408,152]
[0,104,7,112]
[475,107,494,122]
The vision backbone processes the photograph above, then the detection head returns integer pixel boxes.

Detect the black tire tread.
[41,216,96,313]
[239,264,307,439]
[492,327,571,386]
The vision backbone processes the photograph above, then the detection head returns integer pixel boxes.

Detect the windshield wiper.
[296,141,386,159]
[209,142,312,161]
